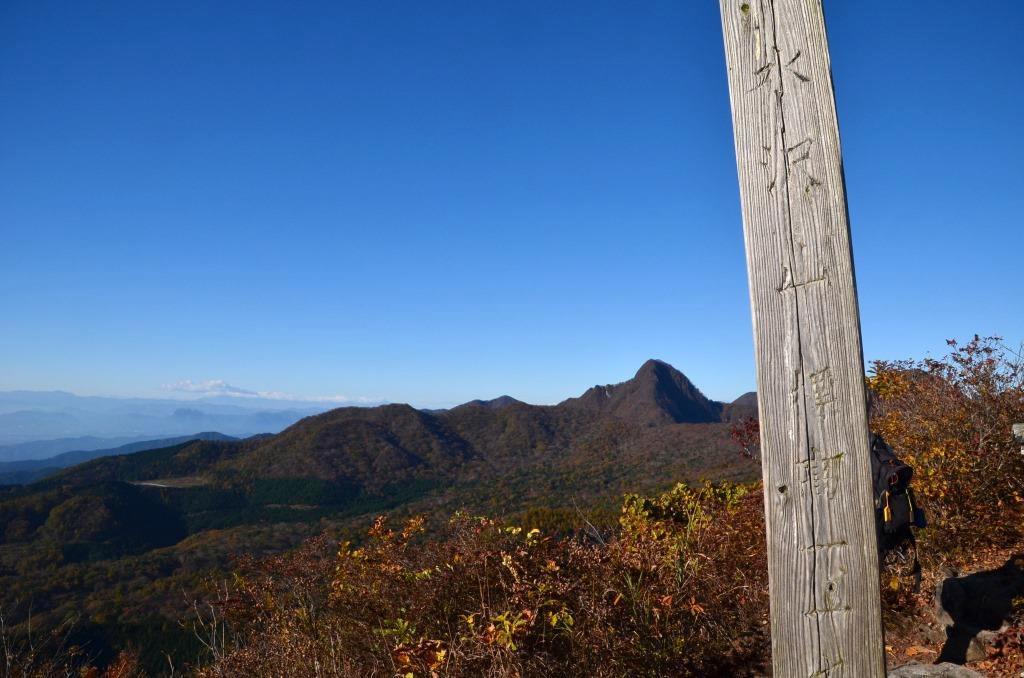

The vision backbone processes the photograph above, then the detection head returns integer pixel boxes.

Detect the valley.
[0,360,758,669]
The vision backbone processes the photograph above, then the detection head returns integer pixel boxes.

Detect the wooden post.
[718,2,886,676]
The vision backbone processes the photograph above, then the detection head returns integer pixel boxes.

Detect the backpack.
[869,433,927,535]
[869,433,926,591]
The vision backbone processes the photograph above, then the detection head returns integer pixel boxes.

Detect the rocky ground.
[885,546,1024,677]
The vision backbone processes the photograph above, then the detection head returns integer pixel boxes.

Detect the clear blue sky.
[2,1,1022,408]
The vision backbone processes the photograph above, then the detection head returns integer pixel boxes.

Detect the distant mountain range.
[35,359,756,491]
[0,359,758,670]
[0,433,238,485]
[0,390,382,454]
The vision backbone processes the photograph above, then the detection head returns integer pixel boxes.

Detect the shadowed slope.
[221,404,475,489]
[560,359,725,426]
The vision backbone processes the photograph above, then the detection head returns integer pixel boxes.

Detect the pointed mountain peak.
[635,358,672,376]
[560,359,723,426]
[633,358,693,383]
[633,358,704,397]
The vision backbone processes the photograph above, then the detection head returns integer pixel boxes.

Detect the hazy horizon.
[0,356,756,412]
[3,2,1022,408]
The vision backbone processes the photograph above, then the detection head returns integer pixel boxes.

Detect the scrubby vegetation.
[193,338,1024,676]
[868,335,1024,553]
[0,363,754,674]
[197,482,768,677]
[869,336,1024,676]
[3,340,1023,675]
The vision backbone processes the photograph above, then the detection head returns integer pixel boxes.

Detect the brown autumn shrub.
[199,336,1023,676]
[79,652,143,678]
[728,415,760,462]
[868,336,1024,553]
[727,335,1024,553]
[1,610,75,678]
[0,609,139,678]
[198,482,768,677]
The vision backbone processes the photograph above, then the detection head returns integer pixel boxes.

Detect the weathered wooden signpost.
[718,2,886,676]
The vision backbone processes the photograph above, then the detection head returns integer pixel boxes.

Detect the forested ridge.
[5,342,1021,676]
[0,360,756,672]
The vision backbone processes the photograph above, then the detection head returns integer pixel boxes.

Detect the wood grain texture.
[718,1,885,676]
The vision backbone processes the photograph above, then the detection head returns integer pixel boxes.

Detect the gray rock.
[962,634,988,663]
[887,661,984,677]
[934,554,1024,664]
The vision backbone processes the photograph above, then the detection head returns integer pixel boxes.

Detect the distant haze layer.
[0,390,381,456]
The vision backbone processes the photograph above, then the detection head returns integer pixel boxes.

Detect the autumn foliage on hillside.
[867,335,1024,552]
[12,336,1022,676]
[189,336,1024,677]
[728,335,1024,553]
[197,483,768,677]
